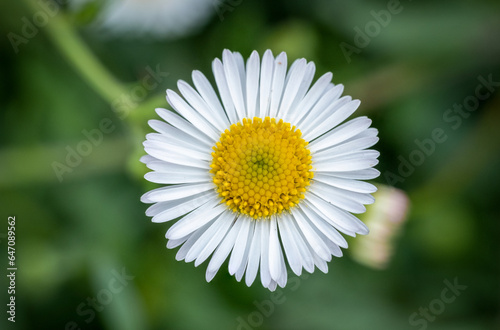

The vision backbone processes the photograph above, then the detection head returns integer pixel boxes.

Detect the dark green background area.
[1,0,499,329]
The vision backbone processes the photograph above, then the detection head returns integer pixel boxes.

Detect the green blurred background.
[1,0,499,329]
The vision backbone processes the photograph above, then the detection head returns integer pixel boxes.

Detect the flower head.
[141,49,380,291]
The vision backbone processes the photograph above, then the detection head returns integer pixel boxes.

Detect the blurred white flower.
[72,0,216,39]
[351,185,409,269]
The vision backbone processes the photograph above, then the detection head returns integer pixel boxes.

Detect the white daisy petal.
[277,58,307,118]
[306,195,369,235]
[315,149,380,165]
[313,137,379,162]
[259,49,274,117]
[299,225,331,273]
[314,174,377,194]
[206,215,242,282]
[166,202,226,240]
[311,252,329,273]
[293,209,331,261]
[142,49,380,291]
[155,108,214,145]
[303,199,355,236]
[303,99,361,141]
[193,211,235,267]
[298,85,345,132]
[166,90,220,140]
[314,151,380,172]
[267,280,278,292]
[150,192,216,223]
[146,190,212,216]
[314,181,375,206]
[283,61,316,122]
[177,80,227,132]
[144,146,208,169]
[322,168,381,180]
[185,211,232,264]
[316,229,343,258]
[175,222,211,261]
[259,219,272,288]
[276,245,288,288]
[140,155,156,164]
[301,95,353,137]
[301,93,356,131]
[300,204,348,249]
[228,216,252,275]
[277,215,303,276]
[268,216,283,282]
[144,171,210,185]
[144,137,210,161]
[284,58,301,85]
[191,70,230,127]
[289,72,333,125]
[268,52,287,118]
[144,160,207,175]
[233,51,247,91]
[284,213,315,273]
[309,116,373,153]
[245,51,260,118]
[289,214,326,273]
[346,127,379,141]
[212,58,238,124]
[167,236,189,249]
[245,221,261,287]
[223,49,246,121]
[310,184,367,214]
[148,120,212,152]
[141,182,214,203]
[235,220,255,282]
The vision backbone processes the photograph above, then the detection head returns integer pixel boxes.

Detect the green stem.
[128,93,167,123]
[0,138,130,187]
[23,0,126,104]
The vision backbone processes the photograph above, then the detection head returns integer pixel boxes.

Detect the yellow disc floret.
[210,117,313,219]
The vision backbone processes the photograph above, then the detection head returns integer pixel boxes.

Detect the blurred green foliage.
[1,0,499,329]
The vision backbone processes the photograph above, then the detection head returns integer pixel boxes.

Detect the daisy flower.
[141,49,380,291]
[71,0,215,39]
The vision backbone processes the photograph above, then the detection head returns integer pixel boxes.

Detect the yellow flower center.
[210,117,313,219]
